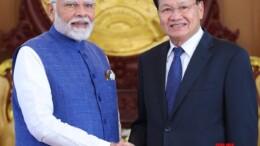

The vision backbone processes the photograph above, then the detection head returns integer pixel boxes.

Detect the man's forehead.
[60,0,94,3]
[159,0,192,4]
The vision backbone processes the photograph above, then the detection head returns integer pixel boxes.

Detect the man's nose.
[169,9,182,20]
[75,4,88,17]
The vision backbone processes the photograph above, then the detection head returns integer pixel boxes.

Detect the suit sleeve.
[129,56,147,146]
[224,48,258,146]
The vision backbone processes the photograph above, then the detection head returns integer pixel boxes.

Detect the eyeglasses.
[52,1,95,12]
[158,2,198,16]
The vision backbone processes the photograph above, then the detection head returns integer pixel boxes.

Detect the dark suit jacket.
[129,30,258,146]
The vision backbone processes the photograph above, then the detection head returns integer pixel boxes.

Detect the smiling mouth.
[71,22,89,28]
[170,23,186,28]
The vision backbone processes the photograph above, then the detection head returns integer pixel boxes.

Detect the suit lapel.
[170,31,214,119]
[155,41,170,123]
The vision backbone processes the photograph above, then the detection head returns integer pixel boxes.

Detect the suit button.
[83,53,88,58]
[165,127,171,132]
[98,95,102,102]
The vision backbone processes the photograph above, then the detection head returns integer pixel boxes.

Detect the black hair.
[153,0,203,9]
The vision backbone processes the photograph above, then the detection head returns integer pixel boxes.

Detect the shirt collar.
[167,27,204,58]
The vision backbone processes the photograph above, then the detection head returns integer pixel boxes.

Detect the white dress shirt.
[13,46,113,146]
[165,27,204,87]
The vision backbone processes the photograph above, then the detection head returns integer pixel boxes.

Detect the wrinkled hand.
[110,141,135,146]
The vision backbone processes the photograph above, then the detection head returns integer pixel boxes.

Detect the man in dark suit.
[129,0,258,145]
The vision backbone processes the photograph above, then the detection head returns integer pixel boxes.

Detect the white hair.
[52,3,94,41]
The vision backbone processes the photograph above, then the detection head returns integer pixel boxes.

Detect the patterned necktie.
[166,47,184,117]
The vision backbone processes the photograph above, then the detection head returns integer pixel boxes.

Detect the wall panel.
[0,0,20,32]
[219,0,260,56]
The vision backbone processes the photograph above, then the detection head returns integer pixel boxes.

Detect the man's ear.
[198,1,204,20]
[46,3,55,22]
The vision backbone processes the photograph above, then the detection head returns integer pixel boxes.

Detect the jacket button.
[98,95,102,102]
[83,53,88,58]
[92,74,96,79]
[165,127,171,132]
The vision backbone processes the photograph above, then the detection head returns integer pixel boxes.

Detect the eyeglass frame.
[158,1,200,16]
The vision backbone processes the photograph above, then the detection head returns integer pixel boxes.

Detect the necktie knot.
[173,47,184,57]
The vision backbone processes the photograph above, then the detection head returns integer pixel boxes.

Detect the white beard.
[53,9,94,42]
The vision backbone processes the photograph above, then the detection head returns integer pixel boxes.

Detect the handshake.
[110,142,135,146]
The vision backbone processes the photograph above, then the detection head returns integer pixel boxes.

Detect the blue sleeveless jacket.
[12,26,119,146]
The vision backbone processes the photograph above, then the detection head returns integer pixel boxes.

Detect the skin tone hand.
[110,141,135,146]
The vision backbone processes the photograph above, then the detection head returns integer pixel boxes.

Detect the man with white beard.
[11,0,134,146]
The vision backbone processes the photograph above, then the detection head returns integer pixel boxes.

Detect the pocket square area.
[105,70,115,80]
